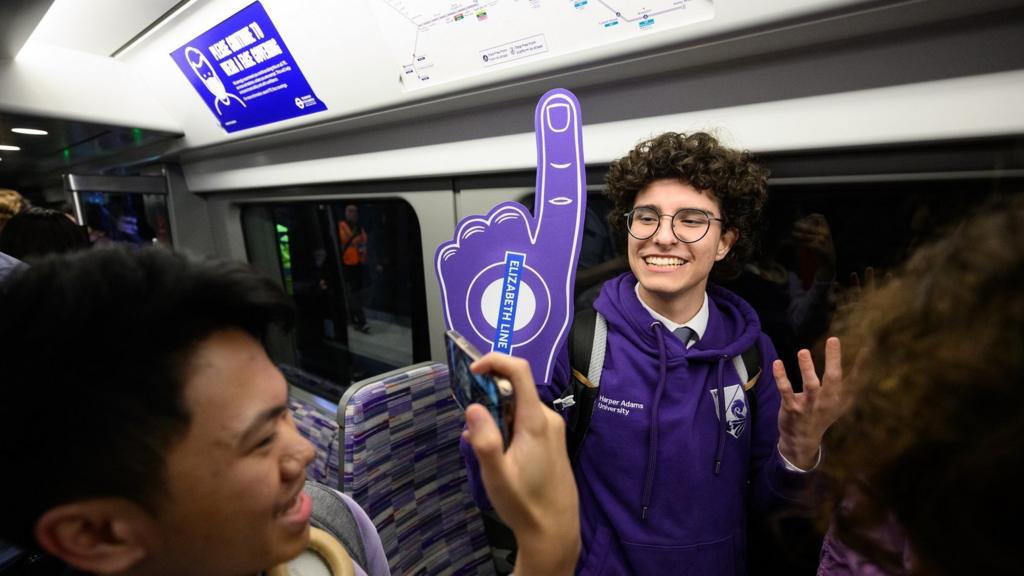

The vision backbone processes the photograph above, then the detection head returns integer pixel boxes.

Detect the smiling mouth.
[275,479,309,518]
[276,491,303,517]
[643,256,688,267]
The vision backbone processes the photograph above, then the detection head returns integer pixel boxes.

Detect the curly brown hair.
[604,132,769,279]
[823,194,1024,575]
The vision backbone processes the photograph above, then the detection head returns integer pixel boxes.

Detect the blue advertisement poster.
[170,1,327,133]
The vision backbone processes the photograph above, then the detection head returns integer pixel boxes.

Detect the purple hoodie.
[463,273,813,574]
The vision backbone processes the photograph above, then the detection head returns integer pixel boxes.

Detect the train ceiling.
[2,0,1024,193]
[0,0,186,190]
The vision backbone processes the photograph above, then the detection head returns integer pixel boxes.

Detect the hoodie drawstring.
[714,355,727,475]
[641,323,670,521]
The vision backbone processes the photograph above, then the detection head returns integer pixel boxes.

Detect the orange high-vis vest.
[338,221,368,266]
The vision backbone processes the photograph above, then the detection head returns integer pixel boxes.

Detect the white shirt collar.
[634,283,709,346]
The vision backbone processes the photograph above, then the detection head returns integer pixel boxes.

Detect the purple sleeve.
[818,517,912,576]
[460,343,571,510]
[338,491,392,576]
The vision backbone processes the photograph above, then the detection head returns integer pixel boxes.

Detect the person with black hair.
[0,246,579,576]
[0,206,90,261]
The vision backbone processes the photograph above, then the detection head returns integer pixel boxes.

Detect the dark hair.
[0,206,90,260]
[824,194,1024,575]
[605,132,769,279]
[0,246,294,548]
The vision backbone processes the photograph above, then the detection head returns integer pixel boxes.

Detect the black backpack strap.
[553,308,594,413]
[738,342,763,420]
[554,308,604,462]
[304,481,369,570]
[570,308,597,376]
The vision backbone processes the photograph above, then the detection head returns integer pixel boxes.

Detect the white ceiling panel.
[24,0,185,57]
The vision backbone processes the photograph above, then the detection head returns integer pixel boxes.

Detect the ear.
[34,499,156,574]
[715,228,738,261]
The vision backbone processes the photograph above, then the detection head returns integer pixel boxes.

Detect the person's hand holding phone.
[462,353,580,576]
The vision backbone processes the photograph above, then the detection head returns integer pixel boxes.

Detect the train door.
[209,184,454,403]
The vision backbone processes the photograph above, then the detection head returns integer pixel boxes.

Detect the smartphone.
[445,329,515,449]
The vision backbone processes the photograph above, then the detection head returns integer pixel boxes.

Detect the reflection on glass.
[80,192,172,246]
[243,200,428,402]
[558,184,1019,393]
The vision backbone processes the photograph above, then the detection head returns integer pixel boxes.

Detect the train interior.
[2,0,1023,573]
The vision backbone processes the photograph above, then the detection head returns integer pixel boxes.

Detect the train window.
[79,191,172,246]
[523,167,1022,391]
[242,199,428,402]
[721,178,1023,391]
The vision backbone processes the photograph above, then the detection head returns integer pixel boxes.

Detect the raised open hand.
[773,337,853,470]
[435,89,585,386]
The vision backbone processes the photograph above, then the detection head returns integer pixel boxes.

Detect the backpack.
[304,481,368,569]
[553,308,764,461]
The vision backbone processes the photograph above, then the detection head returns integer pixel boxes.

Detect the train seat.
[338,362,494,575]
[288,395,342,489]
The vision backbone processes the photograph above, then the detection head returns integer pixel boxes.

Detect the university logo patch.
[709,384,748,439]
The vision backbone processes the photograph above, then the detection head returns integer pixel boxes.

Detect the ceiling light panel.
[11,128,49,135]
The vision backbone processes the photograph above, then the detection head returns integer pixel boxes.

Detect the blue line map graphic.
[366,0,714,89]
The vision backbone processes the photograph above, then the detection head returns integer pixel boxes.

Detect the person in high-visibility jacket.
[338,204,370,332]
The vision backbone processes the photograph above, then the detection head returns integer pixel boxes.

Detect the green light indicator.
[62,148,71,163]
[276,223,293,295]
[132,128,143,144]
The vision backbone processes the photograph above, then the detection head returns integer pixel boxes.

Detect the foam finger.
[532,89,585,247]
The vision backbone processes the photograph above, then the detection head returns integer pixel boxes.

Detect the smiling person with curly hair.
[524,132,848,574]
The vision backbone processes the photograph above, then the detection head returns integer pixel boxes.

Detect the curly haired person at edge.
[466,132,847,574]
[815,194,1024,576]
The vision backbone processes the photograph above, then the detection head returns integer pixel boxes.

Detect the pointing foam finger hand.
[533,89,585,252]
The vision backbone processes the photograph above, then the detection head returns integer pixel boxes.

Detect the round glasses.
[625,207,723,243]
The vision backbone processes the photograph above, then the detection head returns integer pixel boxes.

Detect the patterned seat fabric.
[340,362,494,576]
[282,365,343,488]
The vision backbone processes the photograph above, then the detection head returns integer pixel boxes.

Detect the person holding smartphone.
[0,247,580,576]
[462,352,581,576]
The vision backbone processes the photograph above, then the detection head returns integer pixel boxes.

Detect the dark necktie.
[673,326,697,348]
